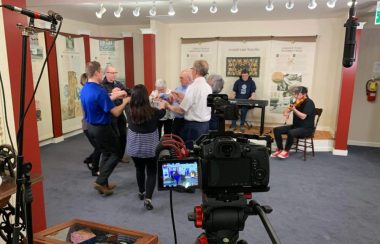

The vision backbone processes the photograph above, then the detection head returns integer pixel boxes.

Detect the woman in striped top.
[125,84,167,210]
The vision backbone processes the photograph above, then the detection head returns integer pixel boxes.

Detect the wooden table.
[34,219,159,244]
[0,173,43,208]
[0,173,43,242]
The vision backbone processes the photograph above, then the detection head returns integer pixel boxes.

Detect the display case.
[34,219,159,244]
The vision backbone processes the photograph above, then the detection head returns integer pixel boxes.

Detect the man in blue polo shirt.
[80,61,129,196]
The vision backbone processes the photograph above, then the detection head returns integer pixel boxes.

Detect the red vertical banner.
[124,36,135,89]
[82,34,91,64]
[334,26,364,155]
[2,0,46,232]
[142,30,156,93]
[44,33,63,138]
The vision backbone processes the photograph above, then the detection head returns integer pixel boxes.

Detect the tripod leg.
[250,201,281,244]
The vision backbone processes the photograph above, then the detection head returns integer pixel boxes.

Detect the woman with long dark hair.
[126,84,166,210]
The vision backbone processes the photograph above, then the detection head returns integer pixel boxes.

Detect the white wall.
[153,18,347,133]
[348,15,380,147]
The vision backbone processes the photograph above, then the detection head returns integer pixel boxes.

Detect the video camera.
[157,94,270,194]
[156,94,279,244]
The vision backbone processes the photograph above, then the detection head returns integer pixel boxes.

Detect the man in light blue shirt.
[171,69,193,136]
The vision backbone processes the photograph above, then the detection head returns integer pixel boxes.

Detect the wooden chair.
[292,108,323,160]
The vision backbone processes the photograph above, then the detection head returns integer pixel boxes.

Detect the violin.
[284,97,307,124]
[288,97,307,110]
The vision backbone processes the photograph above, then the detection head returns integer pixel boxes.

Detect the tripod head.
[188,193,279,244]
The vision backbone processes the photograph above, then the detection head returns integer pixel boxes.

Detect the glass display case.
[34,219,158,244]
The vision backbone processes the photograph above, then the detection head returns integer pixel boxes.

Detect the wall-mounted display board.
[55,35,85,134]
[181,36,316,124]
[29,32,54,141]
[90,38,126,84]
[181,39,218,75]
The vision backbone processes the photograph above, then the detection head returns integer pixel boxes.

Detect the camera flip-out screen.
[158,158,200,191]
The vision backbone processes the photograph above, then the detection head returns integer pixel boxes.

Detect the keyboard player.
[228,68,256,132]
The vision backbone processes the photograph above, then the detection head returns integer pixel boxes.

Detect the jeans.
[231,106,251,127]
[182,120,209,149]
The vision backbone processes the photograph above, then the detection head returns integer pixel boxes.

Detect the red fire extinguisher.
[366,79,378,102]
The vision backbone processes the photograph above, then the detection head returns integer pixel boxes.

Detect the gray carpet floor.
[40,134,380,244]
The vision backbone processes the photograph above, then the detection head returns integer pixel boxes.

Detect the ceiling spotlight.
[231,0,238,14]
[308,0,317,10]
[327,0,336,8]
[149,1,157,17]
[210,1,217,14]
[114,4,123,18]
[347,0,358,7]
[285,0,294,10]
[191,1,199,14]
[168,1,175,16]
[133,6,140,17]
[96,3,106,19]
[265,0,274,11]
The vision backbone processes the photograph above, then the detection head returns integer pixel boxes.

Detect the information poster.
[267,40,316,118]
[181,38,316,125]
[30,32,53,141]
[90,38,125,83]
[0,106,4,145]
[181,41,218,75]
[56,35,85,133]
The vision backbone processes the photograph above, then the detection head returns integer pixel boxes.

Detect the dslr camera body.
[157,94,279,244]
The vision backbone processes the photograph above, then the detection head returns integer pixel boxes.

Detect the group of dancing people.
[80,59,316,210]
[80,60,226,210]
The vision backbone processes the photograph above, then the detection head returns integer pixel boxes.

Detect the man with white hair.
[167,60,212,149]
[171,69,193,136]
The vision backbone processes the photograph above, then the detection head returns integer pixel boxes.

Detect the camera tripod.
[188,194,281,244]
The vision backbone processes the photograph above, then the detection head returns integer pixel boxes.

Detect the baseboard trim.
[39,130,83,147]
[332,149,348,156]
[63,129,83,139]
[348,140,380,148]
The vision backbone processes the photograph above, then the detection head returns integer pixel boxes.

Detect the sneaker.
[144,199,154,210]
[240,126,246,133]
[271,149,282,158]
[278,150,289,159]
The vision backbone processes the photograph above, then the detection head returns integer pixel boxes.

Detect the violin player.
[271,86,316,159]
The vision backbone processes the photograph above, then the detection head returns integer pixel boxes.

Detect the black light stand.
[12,19,36,244]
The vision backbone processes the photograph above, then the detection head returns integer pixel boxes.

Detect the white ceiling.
[26,0,378,26]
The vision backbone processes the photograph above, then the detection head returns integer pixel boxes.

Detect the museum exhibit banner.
[267,38,317,123]
[180,36,317,125]
[30,32,54,141]
[217,39,271,98]
[0,100,4,145]
[55,34,85,134]
[217,39,271,123]
[90,38,126,84]
[180,38,218,75]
